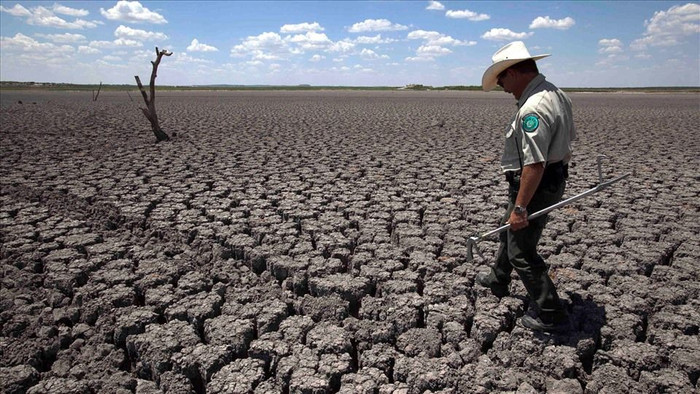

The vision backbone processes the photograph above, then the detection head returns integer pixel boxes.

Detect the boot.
[520,311,571,332]
[476,271,510,298]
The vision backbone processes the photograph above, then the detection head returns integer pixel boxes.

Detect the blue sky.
[1,1,699,87]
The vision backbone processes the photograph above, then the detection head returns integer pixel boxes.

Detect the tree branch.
[134,76,149,105]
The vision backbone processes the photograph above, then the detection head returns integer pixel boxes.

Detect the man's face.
[497,67,525,100]
[497,68,512,94]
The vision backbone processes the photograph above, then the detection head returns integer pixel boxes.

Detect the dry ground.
[1,90,698,393]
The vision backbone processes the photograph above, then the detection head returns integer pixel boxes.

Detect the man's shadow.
[529,292,606,375]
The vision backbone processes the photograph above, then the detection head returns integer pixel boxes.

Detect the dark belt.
[505,161,568,186]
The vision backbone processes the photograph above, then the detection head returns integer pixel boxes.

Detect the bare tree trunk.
[92,81,102,102]
[135,47,172,142]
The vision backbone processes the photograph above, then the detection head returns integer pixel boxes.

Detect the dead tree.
[135,47,172,142]
[92,81,102,101]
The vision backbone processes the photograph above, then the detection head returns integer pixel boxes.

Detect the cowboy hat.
[482,41,550,92]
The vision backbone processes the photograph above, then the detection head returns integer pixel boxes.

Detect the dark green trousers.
[489,177,566,316]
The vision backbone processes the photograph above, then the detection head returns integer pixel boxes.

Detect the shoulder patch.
[522,114,540,133]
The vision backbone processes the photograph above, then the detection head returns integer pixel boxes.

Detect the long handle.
[476,172,631,241]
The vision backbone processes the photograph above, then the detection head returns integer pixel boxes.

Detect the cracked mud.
[1,90,698,393]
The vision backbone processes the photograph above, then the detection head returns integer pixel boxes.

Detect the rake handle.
[478,172,631,240]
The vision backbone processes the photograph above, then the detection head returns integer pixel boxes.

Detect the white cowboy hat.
[481,41,550,92]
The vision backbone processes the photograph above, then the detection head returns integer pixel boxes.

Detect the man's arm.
[509,162,545,230]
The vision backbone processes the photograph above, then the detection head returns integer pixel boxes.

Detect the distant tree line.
[1,81,697,93]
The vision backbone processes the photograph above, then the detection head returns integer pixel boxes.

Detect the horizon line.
[1,81,699,92]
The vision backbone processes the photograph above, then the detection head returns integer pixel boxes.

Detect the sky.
[1,1,699,88]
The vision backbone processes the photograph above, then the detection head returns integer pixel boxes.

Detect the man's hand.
[509,162,545,231]
[508,209,529,231]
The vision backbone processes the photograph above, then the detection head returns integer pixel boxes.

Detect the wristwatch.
[514,205,527,215]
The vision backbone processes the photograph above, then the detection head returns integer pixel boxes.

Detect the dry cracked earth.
[0,90,698,394]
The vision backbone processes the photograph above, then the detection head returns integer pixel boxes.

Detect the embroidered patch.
[522,114,540,133]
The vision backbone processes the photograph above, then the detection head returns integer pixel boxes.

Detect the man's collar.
[517,74,546,108]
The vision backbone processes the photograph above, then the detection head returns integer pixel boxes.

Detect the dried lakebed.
[1,90,698,393]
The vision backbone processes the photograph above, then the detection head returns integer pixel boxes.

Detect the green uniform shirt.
[501,74,576,172]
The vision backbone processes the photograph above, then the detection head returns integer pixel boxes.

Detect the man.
[477,41,576,332]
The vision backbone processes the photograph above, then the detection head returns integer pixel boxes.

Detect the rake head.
[465,236,484,262]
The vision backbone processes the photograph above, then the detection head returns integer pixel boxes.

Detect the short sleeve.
[518,111,550,165]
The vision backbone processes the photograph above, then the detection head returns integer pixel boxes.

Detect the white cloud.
[102,55,122,62]
[35,33,86,43]
[89,38,142,49]
[280,22,324,33]
[596,39,629,66]
[52,3,89,17]
[599,38,623,54]
[309,54,325,62]
[127,48,152,60]
[253,51,283,60]
[417,45,452,56]
[235,30,337,63]
[407,30,473,46]
[0,4,31,17]
[348,18,408,33]
[18,6,99,29]
[286,31,333,51]
[406,30,460,44]
[329,40,355,53]
[2,4,96,28]
[599,38,622,46]
[229,21,391,63]
[405,56,434,62]
[426,1,445,11]
[78,45,100,54]
[595,52,629,67]
[481,28,533,41]
[408,30,443,41]
[360,48,389,60]
[187,38,218,52]
[0,32,74,56]
[0,32,40,49]
[231,32,290,60]
[100,1,167,24]
[446,9,490,22]
[630,36,652,51]
[173,52,214,65]
[644,3,700,36]
[114,38,142,47]
[114,25,167,41]
[355,34,396,44]
[529,16,576,30]
[631,3,700,50]
[352,64,374,73]
[406,30,472,61]
[406,29,473,61]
